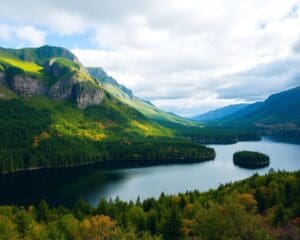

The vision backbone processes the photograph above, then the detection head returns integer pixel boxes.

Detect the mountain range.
[222,86,300,124]
[191,104,250,122]
[193,85,300,141]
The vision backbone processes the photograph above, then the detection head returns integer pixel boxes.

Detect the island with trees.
[233,151,270,168]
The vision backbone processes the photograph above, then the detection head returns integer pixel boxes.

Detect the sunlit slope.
[88,67,199,126]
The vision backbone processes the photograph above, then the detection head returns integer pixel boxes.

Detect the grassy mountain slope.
[0,46,215,173]
[88,67,261,143]
[88,67,197,126]
[191,103,250,122]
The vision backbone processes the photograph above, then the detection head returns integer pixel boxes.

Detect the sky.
[1,0,300,117]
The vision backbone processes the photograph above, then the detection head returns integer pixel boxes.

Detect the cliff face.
[73,82,104,109]
[9,75,47,96]
[0,72,6,84]
[48,77,78,100]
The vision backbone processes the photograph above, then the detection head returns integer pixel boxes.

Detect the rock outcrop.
[0,72,6,84]
[73,82,104,109]
[8,75,46,96]
[48,77,77,100]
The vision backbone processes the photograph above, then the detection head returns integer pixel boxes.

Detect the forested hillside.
[0,170,299,239]
[0,46,215,173]
[220,86,300,142]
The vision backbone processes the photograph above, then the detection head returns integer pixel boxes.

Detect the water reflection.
[0,137,299,207]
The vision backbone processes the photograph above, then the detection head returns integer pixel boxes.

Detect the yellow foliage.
[236,193,257,211]
[26,222,48,240]
[182,218,197,237]
[33,131,50,147]
[132,120,151,133]
[184,203,194,216]
[78,131,106,141]
[171,195,181,205]
[77,215,117,240]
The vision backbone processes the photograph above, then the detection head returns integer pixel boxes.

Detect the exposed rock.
[48,76,104,108]
[73,82,104,109]
[0,72,6,85]
[48,76,80,100]
[8,74,46,96]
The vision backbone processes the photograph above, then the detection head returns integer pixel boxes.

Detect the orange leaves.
[236,193,257,211]
[77,215,117,240]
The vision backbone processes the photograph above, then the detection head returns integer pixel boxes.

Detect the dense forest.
[233,151,270,168]
[0,170,299,240]
[0,97,214,173]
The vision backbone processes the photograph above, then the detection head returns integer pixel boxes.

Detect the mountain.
[223,86,300,124]
[88,67,196,126]
[191,104,250,122]
[218,86,300,141]
[0,46,103,108]
[87,67,260,144]
[0,46,215,173]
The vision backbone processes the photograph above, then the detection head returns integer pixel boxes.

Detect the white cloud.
[2,0,300,115]
[0,23,46,46]
[15,25,46,46]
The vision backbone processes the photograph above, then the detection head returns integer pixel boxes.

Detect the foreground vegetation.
[0,170,299,239]
[233,151,270,168]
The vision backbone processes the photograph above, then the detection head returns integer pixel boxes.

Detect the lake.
[0,137,299,207]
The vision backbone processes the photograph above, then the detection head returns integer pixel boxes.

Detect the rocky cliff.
[0,46,104,108]
[73,82,104,109]
[9,74,47,96]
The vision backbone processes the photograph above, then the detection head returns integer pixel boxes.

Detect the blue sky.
[1,0,300,116]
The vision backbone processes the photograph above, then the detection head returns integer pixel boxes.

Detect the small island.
[233,151,270,168]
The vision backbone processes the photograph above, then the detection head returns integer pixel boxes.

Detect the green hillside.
[220,86,300,141]
[88,67,261,144]
[0,46,215,173]
[222,86,300,124]
[88,67,198,126]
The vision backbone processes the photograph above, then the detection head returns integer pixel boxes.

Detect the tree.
[15,209,32,240]
[162,206,183,240]
[36,199,50,222]
[0,215,18,240]
[77,215,117,240]
[25,222,48,240]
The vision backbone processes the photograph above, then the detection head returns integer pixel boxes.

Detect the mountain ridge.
[222,85,300,124]
[192,103,250,122]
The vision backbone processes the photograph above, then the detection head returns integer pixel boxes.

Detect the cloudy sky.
[1,0,300,116]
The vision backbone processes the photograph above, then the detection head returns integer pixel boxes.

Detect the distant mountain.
[191,104,249,122]
[223,86,300,124]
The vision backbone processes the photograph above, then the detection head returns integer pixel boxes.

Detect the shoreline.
[0,155,215,175]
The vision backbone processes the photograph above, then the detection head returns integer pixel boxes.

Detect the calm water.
[1,137,299,207]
